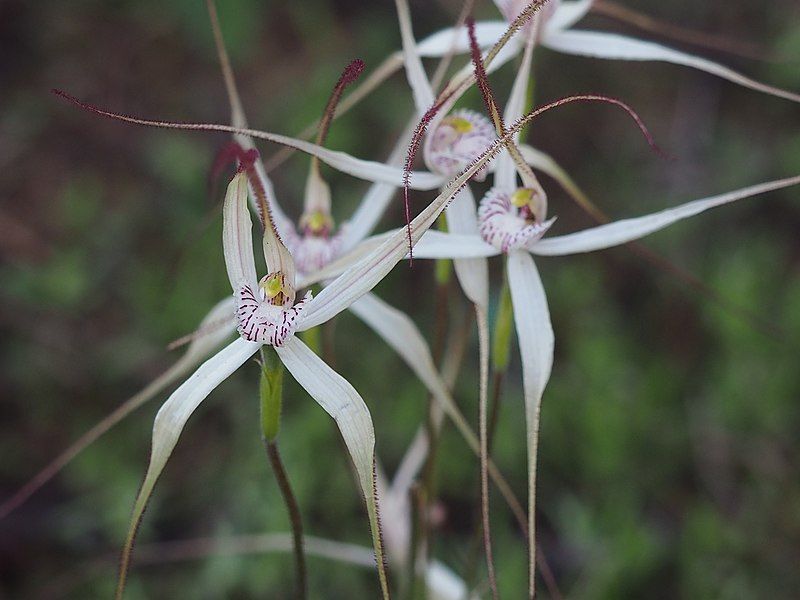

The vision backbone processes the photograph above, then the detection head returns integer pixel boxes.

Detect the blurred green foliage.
[2,0,800,598]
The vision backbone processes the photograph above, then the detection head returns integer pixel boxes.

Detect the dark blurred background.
[2,0,800,597]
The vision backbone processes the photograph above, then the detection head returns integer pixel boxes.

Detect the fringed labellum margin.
[478,187,555,253]
[423,109,496,181]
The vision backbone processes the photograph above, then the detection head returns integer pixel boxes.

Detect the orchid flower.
[387,3,800,594]
[393,2,568,592]
[108,76,563,592]
[408,144,800,599]
[205,1,530,541]
[1,7,531,530]
[413,0,800,104]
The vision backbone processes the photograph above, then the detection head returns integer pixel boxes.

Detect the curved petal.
[117,338,260,596]
[416,21,510,57]
[394,0,435,113]
[532,175,800,256]
[446,186,490,307]
[223,172,258,290]
[542,30,800,103]
[414,230,500,259]
[545,0,593,33]
[275,337,389,599]
[0,298,236,521]
[237,128,445,189]
[507,251,554,598]
[427,561,474,600]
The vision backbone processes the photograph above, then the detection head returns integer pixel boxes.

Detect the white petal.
[416,21,511,57]
[542,30,800,103]
[532,175,800,256]
[275,337,389,597]
[394,0,436,113]
[119,338,260,585]
[544,0,593,33]
[239,127,444,189]
[427,561,475,600]
[503,13,537,129]
[222,172,258,291]
[507,251,554,597]
[261,215,297,284]
[446,186,490,307]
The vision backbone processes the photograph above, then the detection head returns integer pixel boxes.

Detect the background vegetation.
[2,0,799,597]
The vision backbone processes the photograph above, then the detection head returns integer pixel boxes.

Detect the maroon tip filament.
[315,58,366,149]
[402,95,451,264]
[466,17,504,134]
[210,141,270,229]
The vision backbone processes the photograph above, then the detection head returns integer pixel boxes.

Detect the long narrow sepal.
[222,172,258,290]
[542,30,800,104]
[532,175,800,256]
[413,231,500,259]
[275,337,390,599]
[476,305,499,598]
[394,0,436,114]
[51,89,446,190]
[447,186,490,308]
[416,21,510,58]
[507,251,554,599]
[116,338,260,599]
[544,0,593,33]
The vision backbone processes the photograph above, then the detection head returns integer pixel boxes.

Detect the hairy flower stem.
[264,442,307,600]
[476,306,499,599]
[259,349,307,599]
[408,252,453,598]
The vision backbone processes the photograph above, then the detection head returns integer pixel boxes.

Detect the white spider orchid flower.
[405,168,800,595]
[111,85,535,593]
[206,8,522,525]
[8,14,521,532]
[412,0,800,104]
[391,5,800,593]
[392,3,561,592]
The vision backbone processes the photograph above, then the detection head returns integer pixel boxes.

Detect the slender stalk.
[264,441,307,600]
[463,367,507,594]
[476,306,499,599]
[259,349,307,599]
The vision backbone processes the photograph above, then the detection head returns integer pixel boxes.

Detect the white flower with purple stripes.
[424,109,495,181]
[478,186,555,253]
